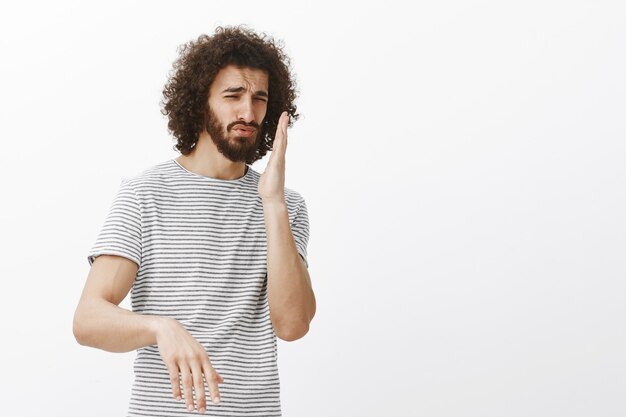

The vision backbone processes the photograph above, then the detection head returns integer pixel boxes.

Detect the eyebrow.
[221,86,268,98]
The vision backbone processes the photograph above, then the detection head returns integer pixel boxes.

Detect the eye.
[224,95,238,99]
[254,98,267,102]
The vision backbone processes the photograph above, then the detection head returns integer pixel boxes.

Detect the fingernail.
[213,397,220,404]
[199,407,205,414]
[187,404,194,411]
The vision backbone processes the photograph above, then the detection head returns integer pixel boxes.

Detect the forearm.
[73,298,164,353]
[263,200,316,340]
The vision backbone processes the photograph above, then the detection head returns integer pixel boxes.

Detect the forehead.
[210,64,269,93]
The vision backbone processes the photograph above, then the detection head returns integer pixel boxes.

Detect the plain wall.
[0,0,624,415]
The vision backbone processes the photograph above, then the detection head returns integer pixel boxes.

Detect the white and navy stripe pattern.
[87,159,309,417]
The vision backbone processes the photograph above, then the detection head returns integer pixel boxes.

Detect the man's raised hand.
[258,111,289,204]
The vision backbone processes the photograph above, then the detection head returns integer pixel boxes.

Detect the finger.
[180,366,195,412]
[282,111,289,144]
[270,112,285,150]
[202,361,222,405]
[191,362,207,414]
[166,362,182,401]
[267,115,283,165]
[268,113,288,169]
[275,111,288,154]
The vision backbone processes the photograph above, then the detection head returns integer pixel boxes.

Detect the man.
[73,26,316,416]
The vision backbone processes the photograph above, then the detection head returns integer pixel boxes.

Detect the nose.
[237,97,255,123]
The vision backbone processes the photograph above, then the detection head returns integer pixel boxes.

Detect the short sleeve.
[87,178,142,268]
[291,198,310,268]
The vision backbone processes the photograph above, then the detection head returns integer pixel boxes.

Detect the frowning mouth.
[231,126,257,137]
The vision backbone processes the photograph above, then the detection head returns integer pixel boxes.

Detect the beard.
[205,107,262,163]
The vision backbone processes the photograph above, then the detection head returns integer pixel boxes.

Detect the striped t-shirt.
[87,158,310,417]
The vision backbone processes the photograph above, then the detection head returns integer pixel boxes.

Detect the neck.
[176,133,247,180]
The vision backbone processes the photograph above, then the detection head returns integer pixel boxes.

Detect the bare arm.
[73,254,224,412]
[73,254,159,352]
[263,201,316,341]
[258,112,316,342]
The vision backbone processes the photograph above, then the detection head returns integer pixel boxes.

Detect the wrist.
[149,315,173,340]
[261,198,287,209]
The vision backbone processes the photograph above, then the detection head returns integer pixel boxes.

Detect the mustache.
[227,121,260,131]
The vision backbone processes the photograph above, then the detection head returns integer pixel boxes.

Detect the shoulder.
[118,159,176,191]
[284,186,306,208]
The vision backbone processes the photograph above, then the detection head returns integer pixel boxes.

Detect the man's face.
[205,64,269,162]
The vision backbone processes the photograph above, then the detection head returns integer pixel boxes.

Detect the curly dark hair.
[160,25,299,163]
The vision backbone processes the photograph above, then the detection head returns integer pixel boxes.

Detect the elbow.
[73,314,86,345]
[275,321,310,342]
[73,322,86,346]
[272,303,316,342]
[72,307,91,346]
